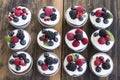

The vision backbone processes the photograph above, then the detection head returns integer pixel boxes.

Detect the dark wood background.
[0,0,119,80]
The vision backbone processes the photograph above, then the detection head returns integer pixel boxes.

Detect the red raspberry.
[98,37,106,44]
[14,9,22,17]
[20,60,26,66]
[95,10,103,17]
[41,64,48,71]
[76,6,84,14]
[105,34,110,41]
[72,40,80,47]
[81,38,88,45]
[75,59,83,66]
[8,16,13,21]
[11,36,19,44]
[14,58,21,66]
[99,56,105,63]
[40,35,48,42]
[94,60,101,66]
[96,56,100,61]
[75,28,83,34]
[44,18,50,21]
[76,13,83,18]
[67,33,74,41]
[67,55,72,62]
[45,8,53,16]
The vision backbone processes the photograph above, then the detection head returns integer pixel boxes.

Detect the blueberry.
[71,6,76,10]
[95,66,101,72]
[54,32,58,36]
[96,18,101,23]
[74,33,83,40]
[53,58,58,64]
[13,17,19,22]
[77,67,83,72]
[42,29,47,34]
[18,29,23,34]
[24,58,30,63]
[79,17,83,21]
[38,60,43,66]
[50,14,57,21]
[106,41,110,45]
[49,41,54,46]
[93,32,99,37]
[91,12,95,16]
[16,66,21,71]
[8,31,14,36]
[75,54,79,59]
[52,8,56,12]
[54,37,58,42]
[9,43,15,48]
[40,13,45,19]
[20,40,26,45]
[103,19,109,24]
[49,66,54,71]
[44,52,49,58]
[13,52,18,58]
[9,59,14,64]
[106,59,110,63]
[22,15,27,20]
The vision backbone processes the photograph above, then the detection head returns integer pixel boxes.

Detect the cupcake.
[89,52,113,77]
[89,8,113,29]
[8,6,31,28]
[65,28,89,52]
[65,6,88,27]
[91,29,115,52]
[5,29,31,51]
[37,52,60,76]
[63,53,87,77]
[38,6,60,27]
[37,28,61,50]
[8,51,33,75]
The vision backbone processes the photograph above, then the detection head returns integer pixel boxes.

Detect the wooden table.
[0,0,119,80]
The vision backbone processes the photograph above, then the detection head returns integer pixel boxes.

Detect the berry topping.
[105,34,110,41]
[20,40,26,45]
[14,9,21,17]
[91,12,95,16]
[18,53,26,59]
[38,60,43,66]
[9,43,15,48]
[24,58,30,63]
[8,31,14,36]
[20,60,26,66]
[74,33,83,40]
[11,36,19,44]
[45,8,53,16]
[13,52,18,58]
[52,8,56,12]
[53,58,58,64]
[16,66,21,71]
[99,29,107,37]
[76,6,84,14]
[77,66,83,72]
[93,32,99,37]
[17,30,25,40]
[49,40,54,46]
[75,28,83,34]
[94,60,101,66]
[22,15,27,20]
[79,17,83,21]
[69,10,76,19]
[66,62,77,71]
[98,37,106,44]
[95,10,103,17]
[54,32,58,36]
[50,14,57,21]
[67,55,72,62]
[95,66,101,72]
[102,62,111,70]
[102,8,107,13]
[43,7,46,11]
[103,19,109,24]
[40,13,46,19]
[54,37,58,42]
[40,35,48,42]
[41,64,48,71]
[14,58,21,66]
[81,38,88,45]
[67,33,74,41]
[106,41,110,45]
[13,17,19,22]
[45,57,53,65]
[44,52,49,58]
[72,40,80,47]
[96,18,101,23]
[48,66,54,71]
[106,59,110,63]
[103,12,110,19]
[9,59,14,64]
[71,6,76,10]
[75,59,84,66]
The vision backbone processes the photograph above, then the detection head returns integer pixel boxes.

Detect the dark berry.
[44,52,49,58]
[18,29,23,33]
[40,13,45,19]
[53,58,58,64]
[103,19,109,24]
[13,17,19,22]
[103,12,110,19]
[18,53,26,59]
[66,62,77,71]
[16,66,21,71]
[50,14,57,21]
[96,18,101,23]
[95,66,101,72]
[45,57,53,65]
[75,54,79,59]
[43,7,46,11]
[106,59,110,63]
[49,66,54,70]
[91,12,95,16]
[52,8,56,12]
[20,40,26,45]
[77,67,83,72]
[17,30,25,40]
[38,60,43,66]
[9,59,14,64]
[69,10,76,19]
[102,62,111,70]
[45,31,55,40]
[54,37,58,42]
[49,41,54,46]
[93,32,99,37]
[13,52,18,58]
[71,6,76,10]
[79,17,83,21]
[9,43,15,48]
[54,32,58,36]
[42,29,47,34]
[8,31,14,36]
[106,41,110,45]
[24,58,30,63]
[99,29,107,37]
[102,8,107,13]
[74,33,83,40]
[22,15,27,20]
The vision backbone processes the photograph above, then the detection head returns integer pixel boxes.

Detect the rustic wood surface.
[0,0,119,80]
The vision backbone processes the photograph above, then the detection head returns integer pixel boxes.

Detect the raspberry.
[105,34,110,41]
[94,60,101,66]
[20,60,26,66]
[40,35,48,42]
[81,38,88,45]
[98,37,106,44]
[67,55,72,62]
[41,64,48,71]
[67,33,74,41]
[14,58,21,66]
[95,10,103,17]
[72,40,80,47]
[45,8,53,16]
[14,9,22,17]
[99,56,105,63]
[76,6,84,14]
[76,13,83,18]
[11,36,19,44]
[8,16,13,21]
[75,28,83,34]
[75,59,83,66]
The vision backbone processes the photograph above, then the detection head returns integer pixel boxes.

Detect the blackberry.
[74,33,83,40]
[96,18,101,23]
[9,59,14,64]
[45,57,53,65]
[44,52,49,58]
[91,12,95,16]
[102,62,111,70]
[38,60,43,66]
[53,58,58,64]
[79,17,83,21]
[22,15,27,20]
[103,12,110,19]
[13,52,18,58]
[40,13,45,19]
[50,14,57,21]
[93,32,99,37]
[16,66,21,71]
[77,67,83,72]
[69,10,76,19]
[9,43,15,48]
[103,19,109,24]
[106,41,110,45]
[48,66,54,71]
[8,31,14,36]
[95,66,101,72]
[66,62,77,71]
[102,8,107,13]
[18,53,26,60]
[45,31,54,40]
[17,30,25,40]
[13,17,19,22]
[99,29,107,37]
